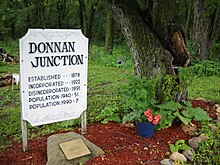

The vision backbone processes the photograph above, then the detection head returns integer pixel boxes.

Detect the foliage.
[194,123,220,165]
[119,75,157,123]
[187,41,200,65]
[159,66,196,103]
[94,105,121,124]
[155,100,211,130]
[169,139,191,152]
[160,74,180,102]
[192,60,220,77]
[210,42,220,61]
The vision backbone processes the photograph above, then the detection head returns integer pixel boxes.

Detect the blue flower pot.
[137,122,155,138]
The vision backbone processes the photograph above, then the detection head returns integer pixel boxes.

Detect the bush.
[192,60,220,77]
[119,75,157,123]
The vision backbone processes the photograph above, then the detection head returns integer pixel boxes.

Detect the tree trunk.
[103,0,191,102]
[211,7,220,41]
[86,4,95,39]
[105,11,114,54]
[191,0,211,61]
[103,0,171,78]
[56,0,67,28]
[184,0,192,40]
[36,0,46,28]
[78,0,87,35]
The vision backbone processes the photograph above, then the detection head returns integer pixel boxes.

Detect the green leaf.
[193,107,212,121]
[175,139,185,146]
[156,101,183,111]
[102,116,121,124]
[181,107,195,119]
[122,111,136,123]
[169,144,178,152]
[182,100,192,107]
[178,114,192,125]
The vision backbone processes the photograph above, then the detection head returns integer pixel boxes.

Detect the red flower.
[152,119,159,125]
[148,116,153,122]
[144,109,152,117]
[143,109,161,125]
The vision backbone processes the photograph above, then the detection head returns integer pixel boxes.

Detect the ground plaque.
[19,29,88,151]
[59,139,91,160]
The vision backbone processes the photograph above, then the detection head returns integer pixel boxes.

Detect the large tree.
[103,0,192,101]
[103,0,190,77]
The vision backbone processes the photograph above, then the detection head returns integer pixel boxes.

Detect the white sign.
[20,29,88,126]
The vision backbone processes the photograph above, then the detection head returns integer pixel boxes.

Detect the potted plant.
[137,109,161,138]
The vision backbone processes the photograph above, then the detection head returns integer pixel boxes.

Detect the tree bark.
[184,0,192,40]
[211,7,220,41]
[105,11,114,54]
[86,4,95,39]
[78,0,87,35]
[103,0,191,102]
[36,0,46,28]
[103,0,171,78]
[191,0,211,61]
[78,0,96,39]
[56,0,67,28]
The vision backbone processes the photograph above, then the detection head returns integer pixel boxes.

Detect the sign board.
[20,29,88,126]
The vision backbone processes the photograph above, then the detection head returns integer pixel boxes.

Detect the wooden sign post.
[19,29,88,151]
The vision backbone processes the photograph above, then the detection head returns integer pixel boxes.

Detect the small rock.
[198,133,208,142]
[183,148,195,162]
[169,152,187,162]
[214,104,220,121]
[181,123,197,136]
[160,158,174,165]
[196,98,206,102]
[188,137,201,150]
[209,124,218,132]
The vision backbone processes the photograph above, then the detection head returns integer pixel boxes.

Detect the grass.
[188,75,220,103]
[0,41,219,149]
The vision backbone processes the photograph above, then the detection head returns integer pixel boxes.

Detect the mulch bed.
[0,100,217,165]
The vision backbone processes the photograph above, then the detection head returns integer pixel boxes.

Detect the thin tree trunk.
[191,0,211,61]
[78,0,87,35]
[56,0,67,28]
[36,0,46,28]
[211,7,220,41]
[86,4,95,39]
[184,0,192,40]
[105,11,114,54]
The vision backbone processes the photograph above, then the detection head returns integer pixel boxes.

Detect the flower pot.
[137,122,155,138]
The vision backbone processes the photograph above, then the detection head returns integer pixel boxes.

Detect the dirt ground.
[0,100,217,165]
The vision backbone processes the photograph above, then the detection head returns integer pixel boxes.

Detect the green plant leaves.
[95,105,122,124]
[169,139,191,152]
[119,76,157,123]
[155,100,211,130]
[182,107,211,122]
[155,101,183,111]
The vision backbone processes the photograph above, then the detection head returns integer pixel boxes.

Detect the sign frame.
[19,29,88,151]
